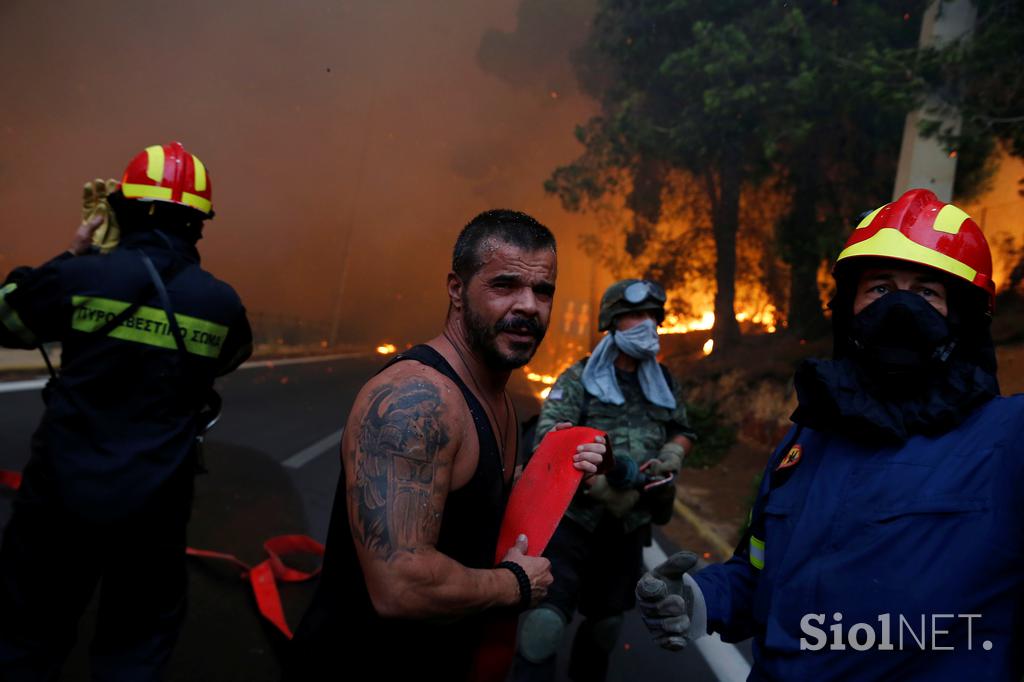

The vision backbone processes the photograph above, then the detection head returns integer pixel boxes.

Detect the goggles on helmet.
[624,280,666,305]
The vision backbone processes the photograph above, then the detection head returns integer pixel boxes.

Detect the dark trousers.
[0,454,192,682]
[513,515,647,682]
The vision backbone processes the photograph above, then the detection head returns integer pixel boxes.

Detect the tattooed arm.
[344,362,542,619]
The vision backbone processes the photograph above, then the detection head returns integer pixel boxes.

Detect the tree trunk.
[788,257,827,338]
[711,157,741,349]
[625,157,666,258]
[782,170,828,337]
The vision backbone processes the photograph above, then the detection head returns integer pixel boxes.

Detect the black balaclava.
[791,258,999,444]
[108,190,206,244]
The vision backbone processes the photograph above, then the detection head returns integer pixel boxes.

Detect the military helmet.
[598,279,667,331]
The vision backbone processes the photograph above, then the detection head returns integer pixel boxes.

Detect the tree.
[919,0,1024,197]
[547,0,929,347]
[914,0,1024,287]
[767,2,926,336]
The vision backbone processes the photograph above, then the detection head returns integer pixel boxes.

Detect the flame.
[523,291,780,400]
[376,343,397,355]
[659,304,778,336]
[523,362,573,401]
[658,311,715,335]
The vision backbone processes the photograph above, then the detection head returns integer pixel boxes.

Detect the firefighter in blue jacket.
[637,189,1024,680]
[0,142,252,681]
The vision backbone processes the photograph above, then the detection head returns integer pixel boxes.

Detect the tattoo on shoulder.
[350,378,452,560]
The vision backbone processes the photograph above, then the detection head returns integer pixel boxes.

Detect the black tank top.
[288,344,511,680]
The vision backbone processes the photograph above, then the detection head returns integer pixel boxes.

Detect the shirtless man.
[287,210,606,680]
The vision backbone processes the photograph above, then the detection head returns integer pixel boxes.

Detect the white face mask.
[613,319,660,359]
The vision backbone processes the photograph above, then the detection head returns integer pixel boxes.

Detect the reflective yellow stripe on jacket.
[0,283,37,345]
[71,296,227,358]
[750,535,765,570]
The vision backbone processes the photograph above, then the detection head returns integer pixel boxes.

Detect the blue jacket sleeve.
[691,425,796,643]
[692,505,765,641]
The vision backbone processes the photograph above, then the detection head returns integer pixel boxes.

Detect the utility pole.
[893,0,977,202]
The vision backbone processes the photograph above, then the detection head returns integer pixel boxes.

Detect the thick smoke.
[0,0,602,347]
[477,0,595,92]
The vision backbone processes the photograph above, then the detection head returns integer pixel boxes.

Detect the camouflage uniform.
[512,355,696,682]
[535,358,696,533]
[513,278,696,682]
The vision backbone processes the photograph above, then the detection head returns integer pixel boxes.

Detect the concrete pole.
[893,0,977,202]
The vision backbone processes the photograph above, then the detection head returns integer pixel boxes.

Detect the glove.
[635,550,706,651]
[82,178,121,253]
[647,442,686,477]
[585,474,640,518]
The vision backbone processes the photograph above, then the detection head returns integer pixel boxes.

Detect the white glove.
[635,550,707,651]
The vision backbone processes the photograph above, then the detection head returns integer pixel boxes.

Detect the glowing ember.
[702,338,714,355]
[376,343,397,355]
[539,386,552,399]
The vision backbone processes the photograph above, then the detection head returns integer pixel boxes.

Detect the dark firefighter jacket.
[694,394,1024,681]
[0,229,252,521]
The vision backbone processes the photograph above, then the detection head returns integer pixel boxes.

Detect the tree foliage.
[547,0,929,343]
[920,0,1024,199]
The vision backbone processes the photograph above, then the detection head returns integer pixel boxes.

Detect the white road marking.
[643,542,753,682]
[281,428,344,469]
[238,352,371,370]
[0,352,374,394]
[0,378,47,394]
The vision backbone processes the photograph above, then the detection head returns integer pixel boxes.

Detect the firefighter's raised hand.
[636,550,705,651]
[70,215,105,256]
[80,178,121,253]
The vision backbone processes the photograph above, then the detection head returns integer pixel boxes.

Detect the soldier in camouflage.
[512,279,697,682]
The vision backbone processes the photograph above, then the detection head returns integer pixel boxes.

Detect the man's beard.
[464,297,546,371]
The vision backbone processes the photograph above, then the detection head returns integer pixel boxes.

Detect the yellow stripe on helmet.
[181,192,212,214]
[856,206,885,229]
[933,205,970,234]
[121,183,173,201]
[145,145,165,183]
[837,228,977,283]
[192,155,207,192]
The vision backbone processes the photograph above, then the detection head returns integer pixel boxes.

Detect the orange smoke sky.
[0,0,607,345]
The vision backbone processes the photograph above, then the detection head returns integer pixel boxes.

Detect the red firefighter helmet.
[120,141,213,217]
[836,189,994,310]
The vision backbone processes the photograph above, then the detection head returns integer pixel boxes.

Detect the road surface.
[0,353,751,681]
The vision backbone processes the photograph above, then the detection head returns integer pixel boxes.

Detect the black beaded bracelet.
[497,560,532,611]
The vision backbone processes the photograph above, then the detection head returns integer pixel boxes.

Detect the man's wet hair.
[452,209,556,281]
